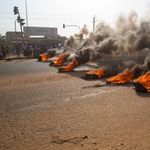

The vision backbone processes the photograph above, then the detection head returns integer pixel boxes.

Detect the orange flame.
[40,54,51,61]
[106,69,133,84]
[51,55,67,66]
[86,68,106,78]
[59,60,78,72]
[133,72,150,92]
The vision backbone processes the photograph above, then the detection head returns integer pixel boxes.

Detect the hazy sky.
[0,0,150,37]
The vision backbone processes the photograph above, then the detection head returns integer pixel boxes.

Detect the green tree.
[0,34,6,46]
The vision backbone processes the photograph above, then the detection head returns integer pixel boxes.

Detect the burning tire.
[106,81,112,84]
[133,71,150,93]
[106,69,133,85]
[49,61,55,66]
[58,60,78,72]
[49,55,68,66]
[38,55,42,61]
[83,67,106,79]
[133,82,148,93]
[84,73,99,79]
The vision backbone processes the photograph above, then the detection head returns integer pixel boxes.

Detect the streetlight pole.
[14,19,18,53]
[63,24,81,33]
[25,0,28,27]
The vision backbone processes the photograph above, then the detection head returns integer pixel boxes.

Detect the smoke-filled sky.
[0,0,150,37]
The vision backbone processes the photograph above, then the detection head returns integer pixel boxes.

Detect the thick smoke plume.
[75,47,91,65]
[66,47,91,65]
[63,11,150,68]
[132,55,150,78]
[64,24,89,50]
[94,11,150,56]
[47,49,56,57]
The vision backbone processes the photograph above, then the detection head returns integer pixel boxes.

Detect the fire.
[133,72,150,92]
[106,69,134,84]
[59,60,78,72]
[51,55,67,66]
[40,54,51,61]
[86,68,106,78]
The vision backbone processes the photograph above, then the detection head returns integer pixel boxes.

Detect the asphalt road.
[0,58,103,109]
[0,59,56,76]
[0,58,150,150]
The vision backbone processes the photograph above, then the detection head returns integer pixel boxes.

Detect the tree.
[0,34,6,46]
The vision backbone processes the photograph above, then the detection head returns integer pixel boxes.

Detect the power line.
[0,11,59,16]
[0,12,12,14]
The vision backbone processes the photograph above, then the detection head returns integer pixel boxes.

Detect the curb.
[0,57,38,60]
[13,56,37,59]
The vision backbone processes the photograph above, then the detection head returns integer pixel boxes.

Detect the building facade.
[6,26,67,53]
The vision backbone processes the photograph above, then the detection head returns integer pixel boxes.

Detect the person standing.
[52,44,56,49]
[34,45,37,57]
[1,44,7,58]
[16,45,20,56]
[29,44,33,56]
[43,45,46,53]
[46,46,49,53]
[6,45,9,58]
[26,44,30,59]
[37,46,40,56]
[2,44,5,58]
[23,43,27,56]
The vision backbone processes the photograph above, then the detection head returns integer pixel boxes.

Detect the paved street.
[0,58,150,150]
[0,58,55,76]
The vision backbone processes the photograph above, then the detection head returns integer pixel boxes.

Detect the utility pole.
[25,0,28,27]
[92,15,97,31]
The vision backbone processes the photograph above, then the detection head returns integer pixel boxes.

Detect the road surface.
[0,57,150,150]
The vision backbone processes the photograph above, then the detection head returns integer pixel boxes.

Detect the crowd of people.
[23,44,51,57]
[22,43,64,59]
[0,43,64,59]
